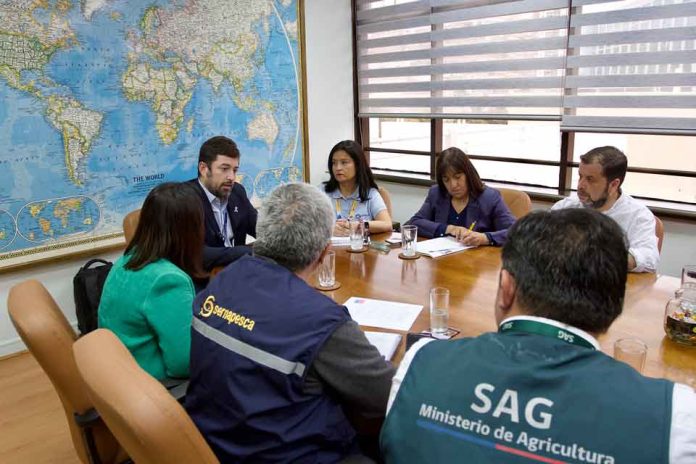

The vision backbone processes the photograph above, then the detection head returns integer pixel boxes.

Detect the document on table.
[417,236,474,258]
[330,236,351,247]
[344,297,423,331]
[364,331,402,360]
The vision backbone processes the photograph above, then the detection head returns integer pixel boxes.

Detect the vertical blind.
[356,0,696,134]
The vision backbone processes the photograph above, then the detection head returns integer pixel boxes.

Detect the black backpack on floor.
[73,258,113,335]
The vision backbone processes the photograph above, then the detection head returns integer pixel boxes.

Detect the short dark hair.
[436,147,485,198]
[324,140,379,202]
[502,208,628,333]
[125,182,206,280]
[580,146,627,187]
[198,136,240,176]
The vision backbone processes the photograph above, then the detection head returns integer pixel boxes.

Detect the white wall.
[0,0,356,357]
[380,180,696,278]
[0,250,124,356]
[304,0,355,186]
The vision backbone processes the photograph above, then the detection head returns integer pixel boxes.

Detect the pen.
[468,221,476,231]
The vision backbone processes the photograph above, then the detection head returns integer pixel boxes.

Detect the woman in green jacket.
[99,182,206,380]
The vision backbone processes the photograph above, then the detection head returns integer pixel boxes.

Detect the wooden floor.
[0,352,80,464]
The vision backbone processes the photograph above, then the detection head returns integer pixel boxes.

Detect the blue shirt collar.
[329,187,360,200]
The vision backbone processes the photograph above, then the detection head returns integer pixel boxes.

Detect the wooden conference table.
[317,241,696,387]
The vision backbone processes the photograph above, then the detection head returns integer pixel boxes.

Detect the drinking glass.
[349,220,364,251]
[401,225,418,257]
[614,338,647,373]
[318,251,335,288]
[429,287,449,335]
[681,265,696,286]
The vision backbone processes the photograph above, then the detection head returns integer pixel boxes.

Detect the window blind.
[357,0,696,134]
[356,0,570,119]
[561,0,696,135]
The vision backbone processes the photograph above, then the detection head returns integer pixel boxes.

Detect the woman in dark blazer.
[406,147,516,246]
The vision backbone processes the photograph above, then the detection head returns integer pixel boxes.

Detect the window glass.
[368,118,431,152]
[370,151,430,176]
[443,120,561,161]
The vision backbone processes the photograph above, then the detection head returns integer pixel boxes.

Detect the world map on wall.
[0,0,304,267]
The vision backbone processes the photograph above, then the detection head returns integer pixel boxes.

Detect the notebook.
[364,331,402,360]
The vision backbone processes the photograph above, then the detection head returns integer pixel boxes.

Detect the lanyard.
[220,210,229,245]
[498,319,596,350]
[336,199,358,219]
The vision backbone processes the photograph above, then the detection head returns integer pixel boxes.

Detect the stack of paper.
[344,297,422,331]
[416,236,474,258]
[364,332,402,360]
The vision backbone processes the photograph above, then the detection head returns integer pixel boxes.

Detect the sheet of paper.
[330,236,351,247]
[416,236,474,258]
[364,331,402,360]
[344,297,423,331]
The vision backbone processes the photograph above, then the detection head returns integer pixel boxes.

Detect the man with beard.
[187,136,257,270]
[551,146,659,272]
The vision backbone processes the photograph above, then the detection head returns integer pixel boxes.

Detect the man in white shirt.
[552,146,659,273]
[380,208,696,463]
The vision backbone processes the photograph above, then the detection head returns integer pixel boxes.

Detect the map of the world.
[0,0,305,269]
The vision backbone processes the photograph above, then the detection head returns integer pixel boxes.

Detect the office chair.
[377,186,393,217]
[122,209,141,247]
[377,185,402,232]
[7,280,128,464]
[73,329,218,464]
[654,215,664,253]
[498,187,532,219]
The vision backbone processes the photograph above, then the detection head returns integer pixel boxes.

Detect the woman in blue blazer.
[406,147,516,246]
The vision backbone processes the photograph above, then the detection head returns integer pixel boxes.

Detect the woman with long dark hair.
[406,147,516,246]
[99,182,206,379]
[324,140,392,235]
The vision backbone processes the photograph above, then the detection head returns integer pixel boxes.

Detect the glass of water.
[401,224,418,257]
[318,250,335,288]
[429,287,449,335]
[349,219,364,251]
[614,338,647,373]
